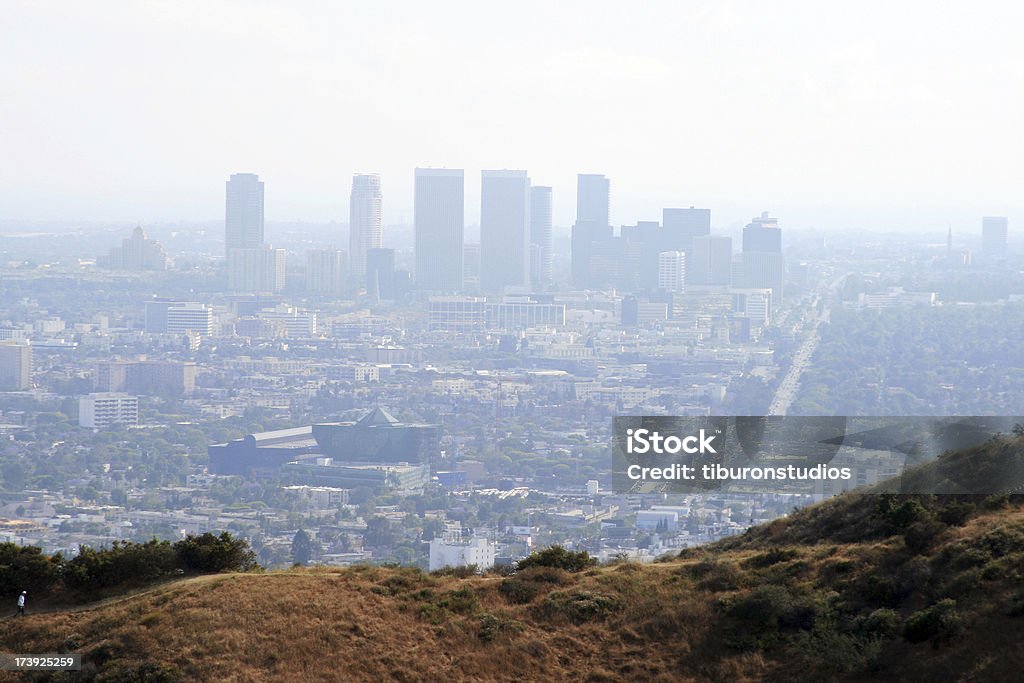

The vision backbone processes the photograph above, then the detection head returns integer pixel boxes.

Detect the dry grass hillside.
[2,495,1022,682]
[4,433,1024,682]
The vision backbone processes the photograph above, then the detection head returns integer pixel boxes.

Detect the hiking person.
[16,591,25,616]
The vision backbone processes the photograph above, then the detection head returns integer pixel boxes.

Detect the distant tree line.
[0,532,258,601]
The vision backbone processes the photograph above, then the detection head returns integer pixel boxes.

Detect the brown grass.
[1,500,1022,682]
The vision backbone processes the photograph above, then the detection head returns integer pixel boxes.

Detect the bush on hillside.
[0,542,61,596]
[516,546,597,573]
[903,599,964,644]
[174,532,259,573]
[63,539,177,590]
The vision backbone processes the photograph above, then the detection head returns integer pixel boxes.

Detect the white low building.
[428,525,495,571]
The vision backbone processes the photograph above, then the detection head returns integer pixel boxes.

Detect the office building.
[78,393,139,429]
[257,305,318,338]
[462,243,481,293]
[486,296,566,330]
[349,174,383,283]
[225,173,264,257]
[576,174,610,226]
[414,168,464,292]
[982,216,1008,255]
[662,206,711,252]
[366,247,396,301]
[0,342,32,390]
[228,246,286,293]
[621,298,669,326]
[145,301,215,337]
[571,174,615,289]
[167,302,215,336]
[731,288,773,326]
[530,186,553,287]
[657,251,686,293]
[429,296,487,332]
[739,212,784,306]
[480,170,531,292]
[742,211,782,252]
[306,249,347,296]
[429,526,495,571]
[106,226,169,270]
[127,361,196,395]
[689,235,733,285]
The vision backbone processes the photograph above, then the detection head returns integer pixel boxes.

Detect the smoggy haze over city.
[2,0,1022,232]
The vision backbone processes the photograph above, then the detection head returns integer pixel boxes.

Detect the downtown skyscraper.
[480,170,530,293]
[571,173,614,288]
[414,168,464,292]
[225,173,264,256]
[225,172,284,293]
[349,173,383,284]
[576,173,610,227]
[530,185,553,288]
[739,211,784,306]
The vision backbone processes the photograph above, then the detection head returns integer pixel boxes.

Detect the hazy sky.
[2,1,1022,232]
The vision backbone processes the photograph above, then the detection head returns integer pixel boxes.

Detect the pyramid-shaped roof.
[356,407,400,427]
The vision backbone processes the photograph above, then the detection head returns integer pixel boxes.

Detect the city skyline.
[2,2,1022,230]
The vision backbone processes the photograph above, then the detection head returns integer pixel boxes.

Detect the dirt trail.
[3,573,227,620]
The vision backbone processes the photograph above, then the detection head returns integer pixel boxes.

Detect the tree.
[291,529,314,566]
[174,532,259,573]
[364,516,396,548]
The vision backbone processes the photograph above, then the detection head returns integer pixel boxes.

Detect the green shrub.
[174,532,258,573]
[430,564,477,578]
[372,574,419,596]
[499,566,572,604]
[742,547,799,569]
[861,608,901,639]
[535,590,621,623]
[892,557,932,601]
[516,546,597,573]
[726,585,818,632]
[438,586,478,614]
[690,560,742,591]
[478,613,523,642]
[978,525,1024,558]
[937,501,975,526]
[903,599,964,644]
[0,542,61,596]
[63,539,177,590]
[904,519,947,554]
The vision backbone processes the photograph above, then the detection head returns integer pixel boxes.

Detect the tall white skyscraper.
[349,173,383,283]
[415,168,464,292]
[225,173,264,256]
[481,170,531,293]
[658,251,686,292]
[530,186,553,288]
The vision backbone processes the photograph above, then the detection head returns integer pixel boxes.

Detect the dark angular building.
[208,426,320,476]
[312,408,440,465]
